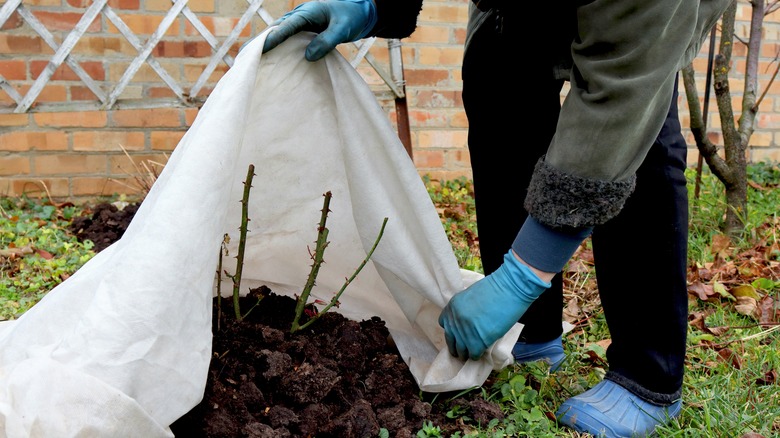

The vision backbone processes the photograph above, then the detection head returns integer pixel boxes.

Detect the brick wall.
[0,0,779,201]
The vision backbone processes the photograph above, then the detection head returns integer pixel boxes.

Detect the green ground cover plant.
[0,197,95,320]
[1,162,778,437]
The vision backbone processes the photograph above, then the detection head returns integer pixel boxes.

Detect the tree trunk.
[683,0,756,238]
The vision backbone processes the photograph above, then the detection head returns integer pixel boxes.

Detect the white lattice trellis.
[0,0,406,114]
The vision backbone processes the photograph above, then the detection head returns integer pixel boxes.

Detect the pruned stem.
[292,216,388,333]
[216,234,230,331]
[232,164,255,321]
[291,191,332,332]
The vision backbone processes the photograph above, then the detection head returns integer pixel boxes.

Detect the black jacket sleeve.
[369,0,424,39]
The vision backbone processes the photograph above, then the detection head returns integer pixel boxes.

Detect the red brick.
[0,11,22,31]
[153,41,185,58]
[108,15,179,37]
[73,131,145,152]
[184,108,200,126]
[413,90,458,109]
[446,148,471,170]
[0,60,26,80]
[74,36,128,56]
[27,0,62,6]
[110,108,182,128]
[107,62,181,83]
[186,0,215,13]
[418,3,469,24]
[72,176,145,197]
[34,111,108,128]
[454,27,467,45]
[147,0,214,12]
[404,69,450,87]
[145,0,173,11]
[0,156,31,176]
[34,154,108,175]
[412,149,444,169]
[148,87,178,98]
[184,17,250,38]
[419,47,463,66]
[68,0,140,8]
[32,84,69,103]
[184,41,213,58]
[451,111,468,128]
[149,130,184,151]
[0,114,29,127]
[408,25,450,45]
[109,153,169,174]
[420,170,472,183]
[409,109,447,127]
[0,35,50,54]
[0,131,68,152]
[71,86,102,101]
[112,0,141,10]
[32,11,102,33]
[0,94,17,106]
[30,60,105,81]
[8,178,70,199]
[184,64,228,83]
[11,83,69,104]
[417,130,468,149]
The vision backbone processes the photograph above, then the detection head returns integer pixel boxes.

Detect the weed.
[417,420,444,437]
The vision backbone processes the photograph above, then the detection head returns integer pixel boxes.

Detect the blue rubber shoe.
[511,335,565,371]
[556,380,682,437]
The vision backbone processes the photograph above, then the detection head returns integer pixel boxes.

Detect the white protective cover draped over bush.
[0,30,521,437]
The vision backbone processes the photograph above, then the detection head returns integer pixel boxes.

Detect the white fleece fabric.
[0,29,520,437]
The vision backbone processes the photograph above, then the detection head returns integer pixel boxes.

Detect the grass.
[1,162,779,437]
[417,163,780,437]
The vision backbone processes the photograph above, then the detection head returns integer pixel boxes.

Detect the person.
[259,0,733,436]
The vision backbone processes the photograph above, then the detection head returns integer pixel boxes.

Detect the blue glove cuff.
[498,249,552,294]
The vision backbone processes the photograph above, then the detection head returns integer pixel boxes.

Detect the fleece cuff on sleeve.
[512,216,592,273]
[524,158,636,228]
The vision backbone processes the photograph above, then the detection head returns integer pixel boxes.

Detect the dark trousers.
[461,8,689,401]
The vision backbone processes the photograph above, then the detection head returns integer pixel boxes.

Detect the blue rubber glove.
[262,0,378,61]
[438,250,551,361]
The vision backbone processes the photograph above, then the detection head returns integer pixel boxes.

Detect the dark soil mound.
[69,202,139,252]
[69,202,504,437]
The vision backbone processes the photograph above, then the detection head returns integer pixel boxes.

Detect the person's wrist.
[512,216,592,273]
[510,250,555,283]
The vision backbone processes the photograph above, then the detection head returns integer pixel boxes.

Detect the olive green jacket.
[372,0,733,228]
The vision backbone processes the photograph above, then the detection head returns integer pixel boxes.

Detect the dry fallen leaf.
[708,325,730,336]
[563,297,581,323]
[35,248,53,260]
[688,281,714,301]
[716,347,742,369]
[711,233,732,260]
[731,284,761,300]
[758,296,776,324]
[756,369,777,386]
[734,296,759,318]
